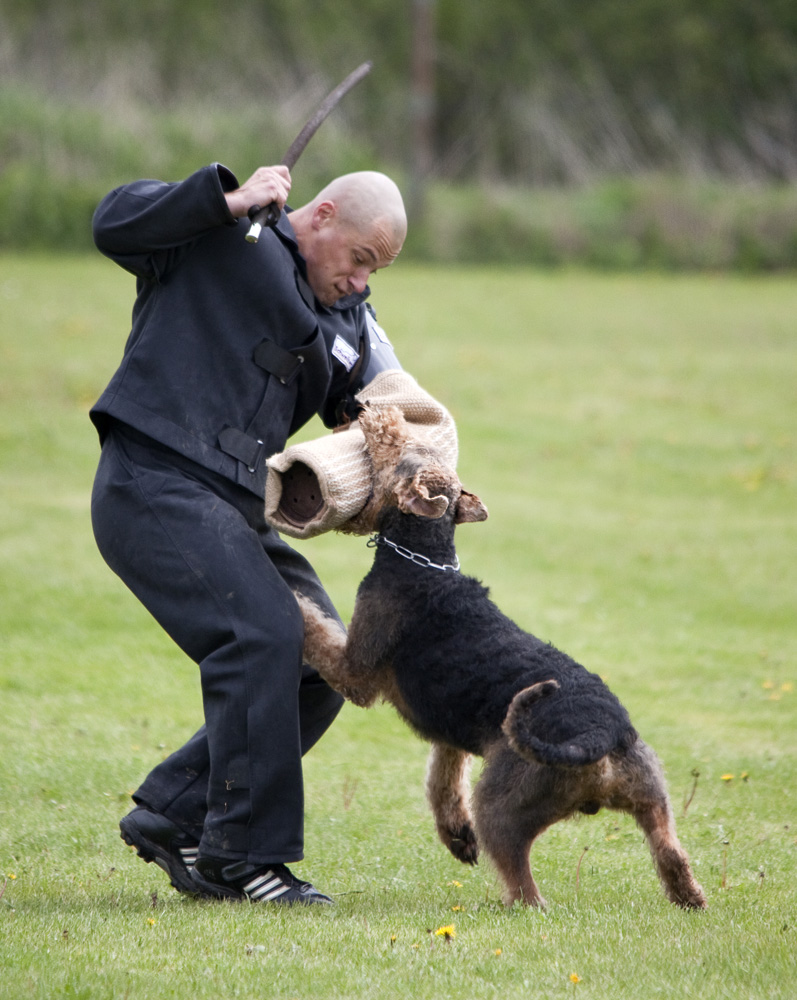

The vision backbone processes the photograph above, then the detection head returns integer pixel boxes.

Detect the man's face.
[301,204,400,307]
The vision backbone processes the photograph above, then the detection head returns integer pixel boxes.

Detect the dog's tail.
[502,680,634,767]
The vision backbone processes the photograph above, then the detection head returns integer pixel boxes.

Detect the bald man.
[90,163,407,904]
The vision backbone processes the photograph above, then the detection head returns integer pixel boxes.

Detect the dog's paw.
[442,823,480,866]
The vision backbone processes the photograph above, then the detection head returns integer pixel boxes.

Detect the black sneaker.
[191,856,333,905]
[119,805,199,894]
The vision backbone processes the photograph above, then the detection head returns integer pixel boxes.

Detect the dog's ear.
[396,474,450,519]
[454,490,489,524]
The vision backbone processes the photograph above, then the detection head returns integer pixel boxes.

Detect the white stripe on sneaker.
[243,870,290,900]
[247,877,287,899]
[179,847,198,869]
[259,882,292,901]
[242,872,278,895]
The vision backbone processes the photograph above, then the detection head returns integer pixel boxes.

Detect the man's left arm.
[321,303,403,429]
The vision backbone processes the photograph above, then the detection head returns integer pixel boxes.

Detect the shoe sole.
[189,871,246,901]
[119,815,198,895]
[190,870,333,905]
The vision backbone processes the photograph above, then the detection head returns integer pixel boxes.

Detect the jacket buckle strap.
[218,427,267,473]
[253,339,305,386]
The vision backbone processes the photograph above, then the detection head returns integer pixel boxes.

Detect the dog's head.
[357,404,488,525]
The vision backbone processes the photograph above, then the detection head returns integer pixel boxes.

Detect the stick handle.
[244,202,281,244]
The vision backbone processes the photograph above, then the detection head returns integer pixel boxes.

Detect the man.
[90,162,407,904]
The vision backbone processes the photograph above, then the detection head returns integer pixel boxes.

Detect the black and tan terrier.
[296,405,707,910]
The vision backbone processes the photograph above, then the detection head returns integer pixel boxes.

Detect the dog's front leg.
[426,743,479,865]
[294,592,381,707]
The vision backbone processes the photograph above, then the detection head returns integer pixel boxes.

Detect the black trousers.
[91,422,344,865]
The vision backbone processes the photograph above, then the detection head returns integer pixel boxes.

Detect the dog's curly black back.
[362,506,637,766]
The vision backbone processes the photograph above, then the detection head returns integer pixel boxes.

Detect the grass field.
[1,254,795,998]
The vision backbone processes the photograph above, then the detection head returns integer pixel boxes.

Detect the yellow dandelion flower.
[435,925,456,940]
[447,880,462,888]
[721,774,734,782]
[570,973,582,984]
[452,905,463,912]
[494,948,503,956]
[7,873,16,880]
[147,917,156,926]
[762,680,774,690]
[782,682,794,692]
[390,934,397,946]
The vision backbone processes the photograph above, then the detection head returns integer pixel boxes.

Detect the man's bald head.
[290,171,407,306]
[309,171,407,261]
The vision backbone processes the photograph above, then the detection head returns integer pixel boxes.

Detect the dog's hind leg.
[472,747,560,907]
[426,743,479,865]
[634,802,707,910]
[614,742,707,909]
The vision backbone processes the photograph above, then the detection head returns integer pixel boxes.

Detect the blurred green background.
[2,0,797,267]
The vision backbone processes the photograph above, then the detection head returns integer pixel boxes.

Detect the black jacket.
[91,163,399,497]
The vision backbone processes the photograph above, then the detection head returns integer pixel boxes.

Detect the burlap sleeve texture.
[264,370,458,538]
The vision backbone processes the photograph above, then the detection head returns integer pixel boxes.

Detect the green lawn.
[1,254,795,998]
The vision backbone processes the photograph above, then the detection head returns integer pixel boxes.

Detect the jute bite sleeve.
[264,370,458,538]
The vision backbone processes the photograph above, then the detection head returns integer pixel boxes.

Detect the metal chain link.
[367,533,460,573]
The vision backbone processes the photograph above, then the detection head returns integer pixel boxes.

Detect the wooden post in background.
[410,0,436,223]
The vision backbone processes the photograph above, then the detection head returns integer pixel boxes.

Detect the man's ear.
[313,200,336,228]
[454,490,489,524]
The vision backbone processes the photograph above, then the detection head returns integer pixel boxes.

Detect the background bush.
[2,1,797,267]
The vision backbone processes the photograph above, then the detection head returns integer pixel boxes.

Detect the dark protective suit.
[90,163,399,864]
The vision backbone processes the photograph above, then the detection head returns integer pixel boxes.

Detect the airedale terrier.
[296,405,707,909]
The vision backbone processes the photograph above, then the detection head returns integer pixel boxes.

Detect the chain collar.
[367,533,460,573]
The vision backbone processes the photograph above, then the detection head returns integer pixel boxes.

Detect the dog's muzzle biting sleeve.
[264,370,458,539]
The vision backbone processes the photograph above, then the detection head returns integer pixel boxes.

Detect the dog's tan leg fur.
[425,744,479,865]
[632,800,707,909]
[294,592,380,708]
[600,741,706,909]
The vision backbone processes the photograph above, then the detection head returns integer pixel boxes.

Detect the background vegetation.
[1,256,795,998]
[2,1,797,266]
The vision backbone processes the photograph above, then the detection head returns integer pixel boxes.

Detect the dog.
[295,405,707,909]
